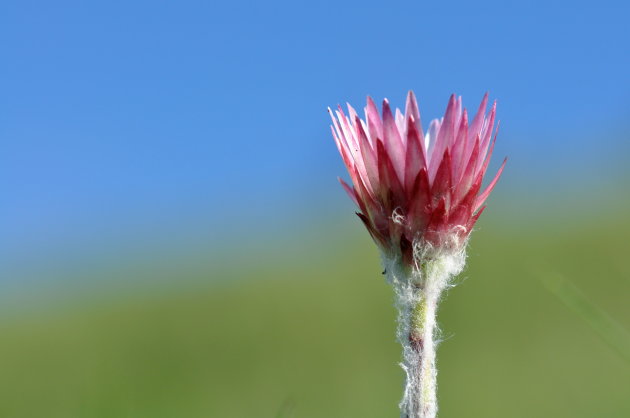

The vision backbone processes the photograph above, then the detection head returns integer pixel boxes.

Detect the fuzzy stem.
[385,252,465,418]
[410,279,440,417]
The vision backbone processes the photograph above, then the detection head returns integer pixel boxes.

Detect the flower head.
[330,92,505,264]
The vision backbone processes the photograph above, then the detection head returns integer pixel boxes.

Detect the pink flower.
[330,92,505,264]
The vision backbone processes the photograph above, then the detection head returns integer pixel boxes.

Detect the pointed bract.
[430,149,453,208]
[382,99,407,183]
[404,115,426,193]
[405,90,423,138]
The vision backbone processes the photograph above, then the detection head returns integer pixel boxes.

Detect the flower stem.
[409,285,439,417]
[387,254,464,418]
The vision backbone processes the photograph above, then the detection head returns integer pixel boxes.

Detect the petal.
[335,106,358,152]
[407,168,431,232]
[425,118,441,161]
[452,96,463,136]
[430,149,453,209]
[382,98,406,183]
[448,202,472,229]
[352,165,381,226]
[365,96,382,145]
[405,90,423,139]
[429,94,457,180]
[449,174,482,227]
[376,139,406,212]
[450,109,469,182]
[478,100,497,163]
[355,115,380,194]
[334,106,377,196]
[330,124,354,172]
[346,102,359,130]
[469,92,488,141]
[453,135,480,204]
[404,115,427,193]
[329,108,352,161]
[430,196,448,226]
[425,196,448,246]
[395,108,406,143]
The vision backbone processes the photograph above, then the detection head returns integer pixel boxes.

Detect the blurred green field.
[1,211,629,418]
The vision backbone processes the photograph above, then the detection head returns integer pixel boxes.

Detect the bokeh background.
[1,0,629,417]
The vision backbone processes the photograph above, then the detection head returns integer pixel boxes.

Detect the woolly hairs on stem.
[328,91,505,418]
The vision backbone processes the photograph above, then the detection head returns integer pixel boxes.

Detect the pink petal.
[429,150,452,193]
[464,94,489,171]
[405,90,423,139]
[450,109,469,182]
[395,108,406,143]
[425,196,448,245]
[404,115,427,193]
[352,165,379,222]
[334,106,378,197]
[430,149,453,210]
[429,94,457,180]
[448,201,472,229]
[346,102,359,129]
[469,92,488,141]
[477,100,497,167]
[407,168,431,232]
[376,139,406,212]
[365,96,382,145]
[453,135,480,204]
[452,96,463,137]
[449,173,483,227]
[382,99,407,183]
[330,124,353,172]
[355,115,380,195]
[329,108,352,158]
[425,118,441,163]
[335,106,358,152]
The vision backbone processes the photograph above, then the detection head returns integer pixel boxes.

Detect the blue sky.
[1,0,628,277]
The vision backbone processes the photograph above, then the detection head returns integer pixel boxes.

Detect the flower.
[329,92,505,264]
